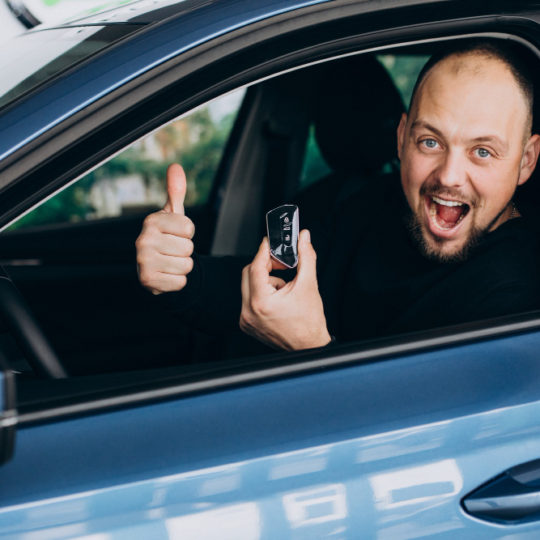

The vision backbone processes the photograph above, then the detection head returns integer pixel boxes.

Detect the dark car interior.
[2,38,540,409]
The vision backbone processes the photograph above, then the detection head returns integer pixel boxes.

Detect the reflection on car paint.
[283,483,347,529]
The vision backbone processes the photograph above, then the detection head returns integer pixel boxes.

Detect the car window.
[9,88,245,230]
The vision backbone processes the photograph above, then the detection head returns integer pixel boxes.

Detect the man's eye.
[421,138,438,149]
[475,147,491,158]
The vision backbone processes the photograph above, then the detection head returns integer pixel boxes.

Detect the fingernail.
[303,229,311,244]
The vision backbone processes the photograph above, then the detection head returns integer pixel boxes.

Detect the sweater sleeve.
[152,253,249,336]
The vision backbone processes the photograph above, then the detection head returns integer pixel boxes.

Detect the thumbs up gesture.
[136,164,196,295]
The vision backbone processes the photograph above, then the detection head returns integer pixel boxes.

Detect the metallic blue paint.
[0,0,329,162]
[1,331,540,537]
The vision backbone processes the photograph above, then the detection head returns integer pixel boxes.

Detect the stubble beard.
[406,211,484,263]
[406,201,513,264]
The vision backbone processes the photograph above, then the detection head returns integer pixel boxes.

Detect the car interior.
[2,37,540,411]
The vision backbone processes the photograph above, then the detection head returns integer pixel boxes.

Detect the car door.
[2,1,540,538]
[3,320,540,538]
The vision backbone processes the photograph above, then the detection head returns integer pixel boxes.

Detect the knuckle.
[250,297,267,316]
[185,256,194,274]
[135,235,150,252]
[238,316,247,333]
[138,269,152,287]
[239,310,252,330]
[136,245,155,264]
[185,218,196,238]
[144,212,159,228]
[135,253,146,268]
[184,239,194,257]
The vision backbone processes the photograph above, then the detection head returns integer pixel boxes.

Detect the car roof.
[49,0,213,27]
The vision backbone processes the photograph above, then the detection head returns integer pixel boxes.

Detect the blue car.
[1,0,540,537]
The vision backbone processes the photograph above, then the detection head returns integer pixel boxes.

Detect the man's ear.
[396,113,408,161]
[518,133,540,186]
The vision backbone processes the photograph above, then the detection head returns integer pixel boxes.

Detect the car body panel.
[2,332,540,537]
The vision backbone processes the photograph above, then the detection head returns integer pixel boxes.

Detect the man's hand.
[136,164,195,295]
[240,230,332,350]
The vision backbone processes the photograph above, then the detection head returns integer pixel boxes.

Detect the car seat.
[294,54,405,229]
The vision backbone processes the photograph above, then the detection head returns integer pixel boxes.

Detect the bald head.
[409,40,534,141]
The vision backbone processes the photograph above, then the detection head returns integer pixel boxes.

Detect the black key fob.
[266,204,299,268]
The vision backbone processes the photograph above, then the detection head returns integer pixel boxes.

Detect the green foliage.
[377,54,429,108]
[178,109,235,206]
[12,176,95,229]
[9,106,236,230]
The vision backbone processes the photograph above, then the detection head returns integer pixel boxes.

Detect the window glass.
[377,54,429,108]
[9,88,245,230]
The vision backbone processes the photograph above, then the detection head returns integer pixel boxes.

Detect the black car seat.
[295,54,405,229]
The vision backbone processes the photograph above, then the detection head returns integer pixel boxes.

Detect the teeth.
[432,195,464,207]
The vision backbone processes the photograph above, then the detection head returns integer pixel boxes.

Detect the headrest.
[313,55,405,176]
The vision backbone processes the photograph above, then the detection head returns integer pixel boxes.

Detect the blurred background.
[1,0,128,39]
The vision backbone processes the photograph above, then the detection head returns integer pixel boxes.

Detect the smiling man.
[136,39,540,354]
[399,44,540,263]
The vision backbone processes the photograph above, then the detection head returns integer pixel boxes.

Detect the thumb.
[163,163,186,214]
[295,229,318,287]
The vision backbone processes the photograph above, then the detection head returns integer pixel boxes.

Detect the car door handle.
[462,459,540,524]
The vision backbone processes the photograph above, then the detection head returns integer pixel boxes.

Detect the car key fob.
[266,204,299,268]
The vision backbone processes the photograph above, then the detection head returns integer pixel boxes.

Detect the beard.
[405,181,515,264]
[406,210,486,264]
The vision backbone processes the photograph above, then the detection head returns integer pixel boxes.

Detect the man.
[136,39,540,354]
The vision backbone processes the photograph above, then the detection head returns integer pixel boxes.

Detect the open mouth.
[426,195,470,232]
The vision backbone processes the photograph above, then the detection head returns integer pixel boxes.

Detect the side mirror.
[0,355,16,466]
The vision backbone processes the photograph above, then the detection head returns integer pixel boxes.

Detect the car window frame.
[5,6,540,422]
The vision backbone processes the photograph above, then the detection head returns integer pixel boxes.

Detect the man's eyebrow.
[470,135,508,152]
[411,120,508,152]
[410,120,444,139]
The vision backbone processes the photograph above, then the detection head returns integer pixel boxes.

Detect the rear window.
[0,24,139,111]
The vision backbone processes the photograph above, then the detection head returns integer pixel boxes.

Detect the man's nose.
[437,149,468,188]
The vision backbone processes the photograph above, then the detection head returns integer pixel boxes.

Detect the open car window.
[9,88,245,230]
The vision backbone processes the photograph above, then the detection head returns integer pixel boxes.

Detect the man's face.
[397,54,540,262]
